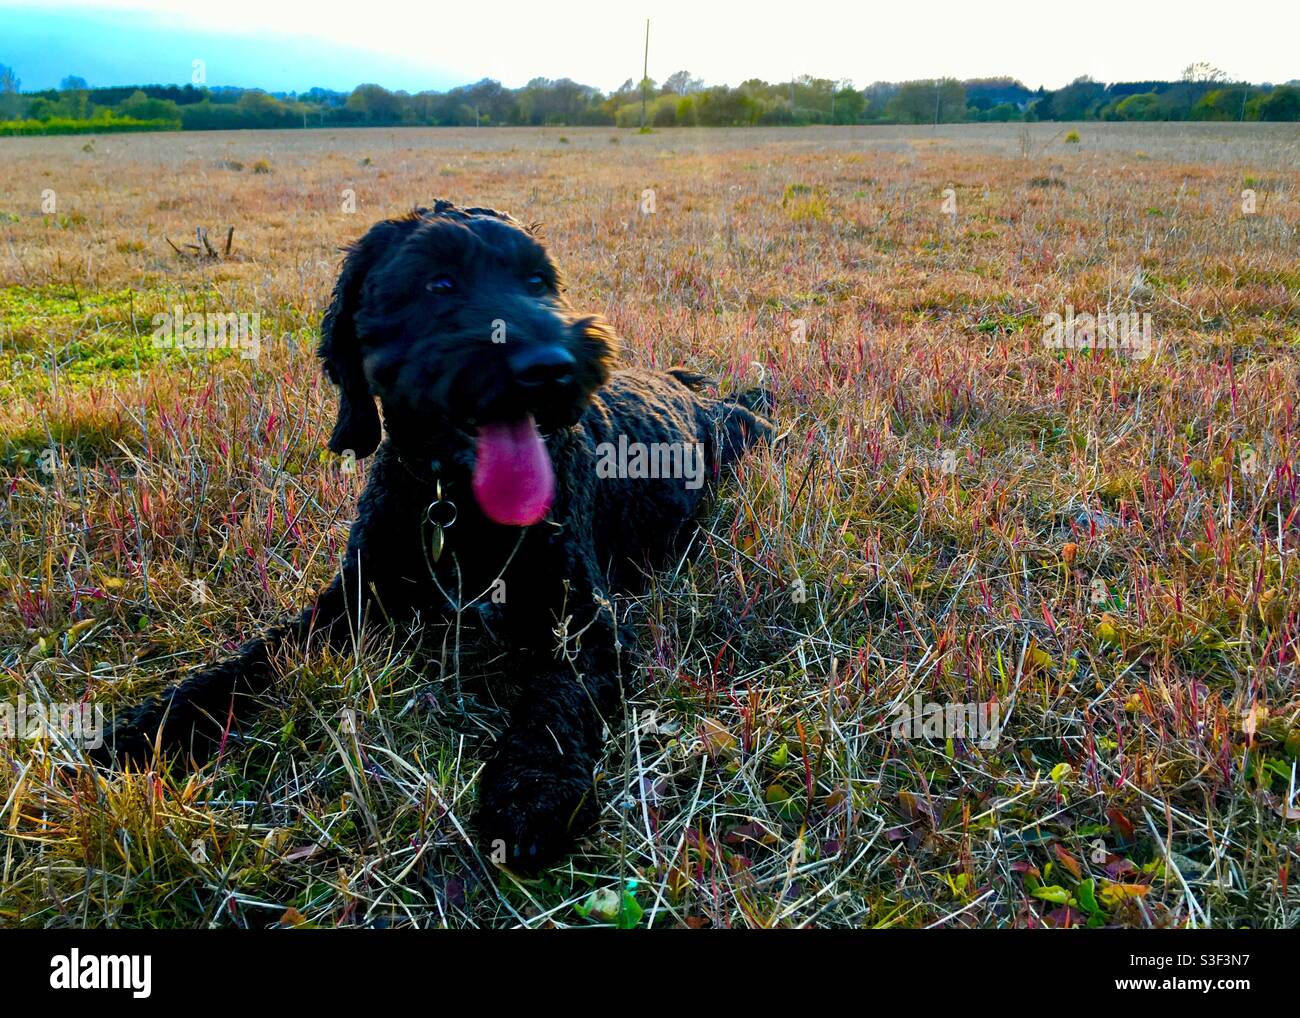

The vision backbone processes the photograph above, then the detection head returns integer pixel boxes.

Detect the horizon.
[3,0,1298,95]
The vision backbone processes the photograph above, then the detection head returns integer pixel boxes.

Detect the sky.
[3,0,1297,94]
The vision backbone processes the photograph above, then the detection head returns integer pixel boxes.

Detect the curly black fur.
[94,200,772,871]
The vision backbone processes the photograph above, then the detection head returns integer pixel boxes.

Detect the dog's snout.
[509,345,576,389]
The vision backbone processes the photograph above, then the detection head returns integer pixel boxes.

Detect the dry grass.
[1,123,1299,928]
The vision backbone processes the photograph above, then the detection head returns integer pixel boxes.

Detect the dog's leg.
[475,542,625,871]
[93,560,377,766]
[475,652,619,871]
[93,452,433,767]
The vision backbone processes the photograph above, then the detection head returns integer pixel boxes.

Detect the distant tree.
[963,77,1033,110]
[12,60,1293,134]
[833,85,865,123]
[1046,76,1107,120]
[937,79,967,122]
[346,84,403,124]
[0,64,21,119]
[887,79,965,123]
[652,98,676,126]
[1181,62,1227,83]
[461,78,515,124]
[694,85,761,126]
[1150,80,1214,120]
[63,89,92,119]
[302,87,348,108]
[860,81,898,120]
[886,81,931,122]
[25,96,57,121]
[1110,92,1161,120]
[1191,87,1253,120]
[516,77,598,125]
[231,90,295,127]
[119,89,179,122]
[663,70,703,96]
[1254,85,1300,120]
[974,101,1019,122]
[179,101,246,130]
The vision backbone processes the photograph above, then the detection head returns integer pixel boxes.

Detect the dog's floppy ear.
[318,218,412,458]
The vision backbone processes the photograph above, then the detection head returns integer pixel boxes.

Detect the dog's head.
[318,199,618,525]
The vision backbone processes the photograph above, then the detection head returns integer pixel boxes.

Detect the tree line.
[2,64,1297,134]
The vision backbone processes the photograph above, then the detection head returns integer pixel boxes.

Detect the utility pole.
[640,19,650,130]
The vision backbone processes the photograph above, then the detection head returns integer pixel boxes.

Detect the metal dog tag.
[425,480,457,563]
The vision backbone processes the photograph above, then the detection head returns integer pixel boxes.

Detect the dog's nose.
[509,345,576,389]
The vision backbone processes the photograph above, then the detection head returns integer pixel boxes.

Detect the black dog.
[96,200,772,870]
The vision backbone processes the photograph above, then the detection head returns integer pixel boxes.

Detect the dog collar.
[393,449,444,484]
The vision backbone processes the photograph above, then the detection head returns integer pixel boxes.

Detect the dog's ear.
[318,219,411,458]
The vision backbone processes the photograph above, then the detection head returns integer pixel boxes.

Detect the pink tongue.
[472,416,555,526]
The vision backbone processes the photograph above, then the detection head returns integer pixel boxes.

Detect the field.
[1,122,1298,929]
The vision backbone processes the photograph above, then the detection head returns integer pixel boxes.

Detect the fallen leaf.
[700,718,736,755]
[1099,882,1151,906]
[1031,884,1072,905]
[1054,844,1083,879]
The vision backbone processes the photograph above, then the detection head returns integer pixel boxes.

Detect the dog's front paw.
[476,754,597,873]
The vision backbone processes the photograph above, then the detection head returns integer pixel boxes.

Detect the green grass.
[0,284,319,397]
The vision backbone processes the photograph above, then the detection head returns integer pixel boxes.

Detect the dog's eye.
[526,273,548,293]
[426,275,456,294]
